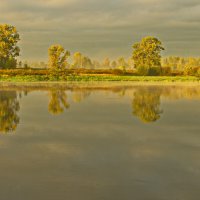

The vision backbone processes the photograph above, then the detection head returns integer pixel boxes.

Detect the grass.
[0,74,199,82]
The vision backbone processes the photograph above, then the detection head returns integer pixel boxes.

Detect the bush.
[171,70,183,76]
[136,66,161,76]
[137,66,149,76]
[0,69,49,76]
[184,65,197,76]
[196,68,200,77]
[161,67,172,76]
[0,57,17,69]
[148,66,161,76]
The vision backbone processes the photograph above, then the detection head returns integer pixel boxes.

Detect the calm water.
[0,83,200,200]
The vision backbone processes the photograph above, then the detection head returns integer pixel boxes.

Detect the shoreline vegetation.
[0,69,199,83]
[0,73,199,83]
[1,24,200,83]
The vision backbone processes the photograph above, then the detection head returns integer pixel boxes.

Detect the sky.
[1,0,200,61]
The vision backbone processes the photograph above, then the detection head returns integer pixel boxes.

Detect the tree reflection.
[72,91,91,103]
[132,88,163,123]
[48,90,70,115]
[0,91,20,133]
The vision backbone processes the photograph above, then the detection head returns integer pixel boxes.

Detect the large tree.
[132,36,164,72]
[48,45,70,71]
[0,24,20,69]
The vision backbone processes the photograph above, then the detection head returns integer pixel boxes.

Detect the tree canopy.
[48,45,70,71]
[0,24,20,69]
[132,36,164,71]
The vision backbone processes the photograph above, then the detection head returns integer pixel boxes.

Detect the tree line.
[1,24,200,76]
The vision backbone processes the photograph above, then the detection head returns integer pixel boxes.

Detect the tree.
[132,36,164,73]
[48,45,70,72]
[117,57,127,67]
[184,65,196,76]
[102,58,110,68]
[177,57,185,70]
[18,61,22,68]
[72,52,82,68]
[82,56,93,68]
[111,61,117,68]
[127,58,134,69]
[23,61,30,69]
[0,24,20,69]
[93,60,101,68]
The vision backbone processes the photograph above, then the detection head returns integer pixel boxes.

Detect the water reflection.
[72,91,91,103]
[0,91,20,133]
[132,88,163,122]
[0,83,200,200]
[0,84,200,133]
[48,89,70,115]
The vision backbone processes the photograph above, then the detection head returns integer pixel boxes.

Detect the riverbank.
[0,75,199,82]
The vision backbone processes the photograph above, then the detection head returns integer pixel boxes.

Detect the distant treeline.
[21,56,200,71]
[1,24,200,77]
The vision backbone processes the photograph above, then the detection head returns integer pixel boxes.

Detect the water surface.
[0,83,200,200]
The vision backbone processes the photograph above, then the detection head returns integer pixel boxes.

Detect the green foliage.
[137,66,149,76]
[111,61,117,68]
[133,36,164,69]
[117,57,127,68]
[0,69,48,76]
[82,56,93,68]
[0,74,199,82]
[102,58,110,68]
[72,52,83,68]
[184,65,197,76]
[24,63,30,69]
[161,67,172,76]
[48,45,70,77]
[0,57,17,69]
[162,56,200,71]
[148,66,161,76]
[0,24,20,69]
[137,66,161,76]
[196,68,200,77]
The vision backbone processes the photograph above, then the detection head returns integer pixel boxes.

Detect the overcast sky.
[1,0,200,61]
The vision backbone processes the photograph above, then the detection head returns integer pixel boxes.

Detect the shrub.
[0,57,17,69]
[137,66,149,76]
[196,68,200,77]
[136,66,161,76]
[161,67,172,76]
[184,65,197,76]
[0,69,49,76]
[171,70,183,76]
[148,66,161,76]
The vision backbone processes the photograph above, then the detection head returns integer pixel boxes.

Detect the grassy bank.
[0,74,199,82]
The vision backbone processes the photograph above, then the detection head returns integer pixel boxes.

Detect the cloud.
[1,0,200,60]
